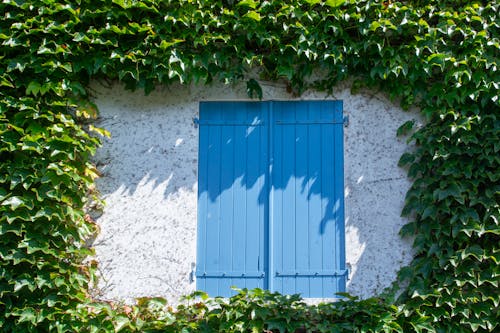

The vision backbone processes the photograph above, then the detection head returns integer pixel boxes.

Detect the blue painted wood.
[308,102,323,297]
[218,102,235,295]
[333,101,347,293]
[243,102,267,291]
[281,103,297,295]
[271,101,345,298]
[320,101,336,295]
[197,107,209,293]
[204,104,221,295]
[197,100,345,298]
[232,104,248,291]
[267,102,274,293]
[197,102,267,296]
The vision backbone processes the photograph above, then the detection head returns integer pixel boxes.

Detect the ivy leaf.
[0,223,22,235]
[398,153,415,167]
[277,66,294,80]
[114,315,131,332]
[461,245,484,261]
[325,0,345,8]
[397,120,415,136]
[88,125,111,138]
[1,196,24,210]
[159,39,184,50]
[246,79,262,99]
[245,11,261,21]
[0,75,14,88]
[237,0,259,9]
[427,53,447,70]
[26,81,41,96]
[17,308,37,324]
[410,316,435,333]
[14,278,35,292]
[112,0,133,9]
[433,183,463,202]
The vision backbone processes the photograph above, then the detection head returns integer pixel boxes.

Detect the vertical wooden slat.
[320,102,335,296]
[271,105,283,293]
[231,103,248,292]
[333,101,346,294]
[260,102,270,290]
[197,105,209,293]
[308,102,323,297]
[218,103,235,294]
[204,103,222,295]
[281,104,297,295]
[294,102,310,296]
[244,103,260,290]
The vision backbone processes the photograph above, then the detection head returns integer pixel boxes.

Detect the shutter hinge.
[275,269,349,277]
[192,117,199,128]
[189,263,196,283]
[343,115,349,127]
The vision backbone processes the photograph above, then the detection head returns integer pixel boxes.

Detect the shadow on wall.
[90,84,202,302]
[93,90,198,201]
[91,82,415,301]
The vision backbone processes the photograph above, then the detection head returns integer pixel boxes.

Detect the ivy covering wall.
[0,0,498,332]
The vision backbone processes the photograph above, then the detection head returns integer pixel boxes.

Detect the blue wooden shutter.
[270,101,346,297]
[197,100,345,298]
[196,102,268,296]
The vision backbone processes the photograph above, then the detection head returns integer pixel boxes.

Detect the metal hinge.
[275,269,349,277]
[189,263,196,283]
[343,115,349,127]
[192,117,199,128]
[196,271,265,278]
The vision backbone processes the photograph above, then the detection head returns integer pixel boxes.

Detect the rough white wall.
[91,80,417,304]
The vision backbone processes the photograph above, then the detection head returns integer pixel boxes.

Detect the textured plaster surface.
[91,80,418,304]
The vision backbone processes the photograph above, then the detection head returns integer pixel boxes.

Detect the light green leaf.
[237,0,258,9]
[0,75,14,87]
[114,315,131,332]
[26,81,41,96]
[18,308,37,324]
[89,125,111,138]
[325,0,345,8]
[159,39,184,50]
[244,11,261,21]
[277,66,294,80]
[427,53,447,69]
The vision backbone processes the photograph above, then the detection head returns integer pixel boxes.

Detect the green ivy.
[1,0,498,332]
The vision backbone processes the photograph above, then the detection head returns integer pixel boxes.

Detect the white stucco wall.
[91,80,417,304]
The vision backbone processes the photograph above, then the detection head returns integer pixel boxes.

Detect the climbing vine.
[0,0,498,332]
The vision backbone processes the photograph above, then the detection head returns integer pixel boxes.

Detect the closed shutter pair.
[196,100,346,298]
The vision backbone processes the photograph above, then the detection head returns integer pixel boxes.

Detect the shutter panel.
[196,102,268,296]
[271,101,346,297]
